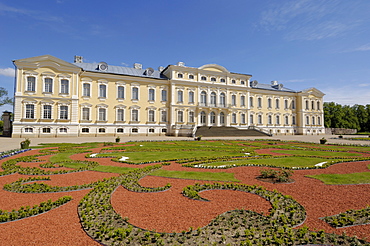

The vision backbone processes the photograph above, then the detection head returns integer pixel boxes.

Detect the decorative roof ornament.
[98,62,108,71]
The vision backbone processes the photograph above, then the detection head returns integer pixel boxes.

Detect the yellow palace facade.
[12,55,325,138]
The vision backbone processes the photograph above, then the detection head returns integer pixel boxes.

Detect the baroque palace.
[12,55,325,138]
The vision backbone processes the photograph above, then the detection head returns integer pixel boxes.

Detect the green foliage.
[0,87,12,107]
[149,169,240,182]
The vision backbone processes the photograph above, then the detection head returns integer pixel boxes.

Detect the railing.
[248,126,272,136]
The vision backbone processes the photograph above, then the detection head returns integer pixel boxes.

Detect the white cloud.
[323,84,370,105]
[353,43,370,52]
[359,83,370,87]
[0,68,15,77]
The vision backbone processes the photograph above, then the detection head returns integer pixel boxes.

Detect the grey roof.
[73,62,168,79]
[250,82,296,93]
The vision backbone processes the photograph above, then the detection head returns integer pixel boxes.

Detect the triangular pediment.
[300,87,325,97]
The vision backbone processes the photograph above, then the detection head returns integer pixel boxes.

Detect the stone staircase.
[195,126,271,137]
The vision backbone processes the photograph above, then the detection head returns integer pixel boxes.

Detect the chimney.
[74,56,83,63]
[134,63,142,69]
[271,80,278,86]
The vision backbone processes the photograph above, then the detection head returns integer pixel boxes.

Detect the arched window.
[268,98,272,108]
[188,91,194,103]
[231,113,237,123]
[312,116,315,125]
[177,111,183,122]
[177,90,183,103]
[210,92,216,106]
[276,99,279,109]
[317,101,320,110]
[200,91,207,105]
[268,115,272,124]
[220,112,225,125]
[200,111,206,124]
[220,93,226,107]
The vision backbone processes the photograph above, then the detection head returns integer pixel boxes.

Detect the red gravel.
[0,145,369,245]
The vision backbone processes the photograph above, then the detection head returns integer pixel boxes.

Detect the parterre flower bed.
[0,141,369,245]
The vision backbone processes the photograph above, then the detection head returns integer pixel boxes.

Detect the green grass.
[49,153,72,162]
[203,157,335,168]
[306,172,370,184]
[270,149,362,157]
[149,169,240,182]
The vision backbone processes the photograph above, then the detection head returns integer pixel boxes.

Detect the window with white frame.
[284,99,288,109]
[267,98,272,108]
[149,128,155,133]
[305,100,309,110]
[132,87,139,100]
[24,127,33,133]
[44,78,53,93]
[81,128,89,133]
[306,116,309,125]
[211,77,216,82]
[241,113,246,124]
[268,115,272,125]
[201,76,207,81]
[98,108,106,121]
[312,116,315,125]
[188,74,194,79]
[249,97,253,107]
[292,115,296,125]
[117,86,124,99]
[231,95,236,106]
[220,93,226,107]
[25,104,35,119]
[231,113,236,123]
[285,116,289,125]
[276,115,280,125]
[148,110,155,122]
[292,100,296,109]
[188,91,194,103]
[82,108,90,120]
[220,78,225,83]
[258,98,262,108]
[189,111,194,123]
[59,127,67,133]
[231,79,236,84]
[220,112,225,125]
[311,101,315,110]
[83,83,91,97]
[99,84,107,98]
[60,79,69,94]
[250,114,254,124]
[27,77,36,92]
[317,101,320,110]
[276,99,280,109]
[210,112,216,124]
[177,90,183,103]
[177,73,183,78]
[318,116,321,125]
[148,88,155,101]
[99,128,105,133]
[200,111,206,124]
[161,90,167,101]
[131,109,139,121]
[241,95,245,106]
[117,128,124,133]
[210,92,216,106]
[132,128,138,133]
[43,105,52,119]
[258,115,262,124]
[200,91,207,105]
[241,80,245,85]
[161,110,167,122]
[177,111,184,122]
[117,109,124,121]
[59,106,68,119]
[42,127,51,133]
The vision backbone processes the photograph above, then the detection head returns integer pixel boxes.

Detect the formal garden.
[0,139,369,245]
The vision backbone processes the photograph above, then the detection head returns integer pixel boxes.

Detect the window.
[83,83,91,97]
[258,115,262,124]
[27,77,36,92]
[82,108,90,121]
[312,116,315,125]
[131,109,138,121]
[148,88,155,101]
[149,128,155,133]
[241,95,245,106]
[177,90,183,103]
[99,84,107,98]
[268,115,272,125]
[317,101,320,110]
[210,112,216,124]
[268,98,272,108]
[249,97,253,107]
[98,108,106,121]
[258,98,262,108]
[220,93,226,107]
[305,100,309,110]
[59,128,67,133]
[285,116,289,125]
[132,128,138,133]
[188,91,194,103]
[25,127,33,133]
[117,109,124,121]
[201,76,207,81]
[220,78,225,83]
[318,116,321,125]
[231,113,236,123]
[117,86,124,99]
[177,111,183,122]
[241,114,246,124]
[42,127,51,133]
[200,111,206,124]
[161,111,167,122]
[162,128,167,133]
[189,74,194,79]
[189,111,194,123]
[210,92,216,106]
[220,112,225,125]
[177,73,183,78]
[148,110,155,122]
[59,106,68,119]
[211,77,216,82]
[231,95,236,106]
[292,100,296,109]
[306,116,309,125]
[161,90,167,101]
[132,87,139,100]
[292,116,296,125]
[241,80,245,85]
[276,99,279,109]
[250,115,254,124]
[276,115,280,125]
[200,91,207,105]
[82,128,89,133]
[99,128,105,133]
[117,128,124,133]
[44,78,53,93]
[284,100,288,109]
[60,79,69,94]
[311,101,315,110]
[43,105,52,119]
[231,79,236,84]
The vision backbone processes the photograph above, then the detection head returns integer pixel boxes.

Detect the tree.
[0,87,12,106]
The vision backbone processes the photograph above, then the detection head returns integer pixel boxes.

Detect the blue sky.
[1,0,370,113]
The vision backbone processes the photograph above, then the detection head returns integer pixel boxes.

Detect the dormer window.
[188,74,194,79]
[201,76,207,81]
[220,78,225,83]
[211,77,216,82]
[177,73,183,78]
[231,79,236,84]
[241,80,245,85]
